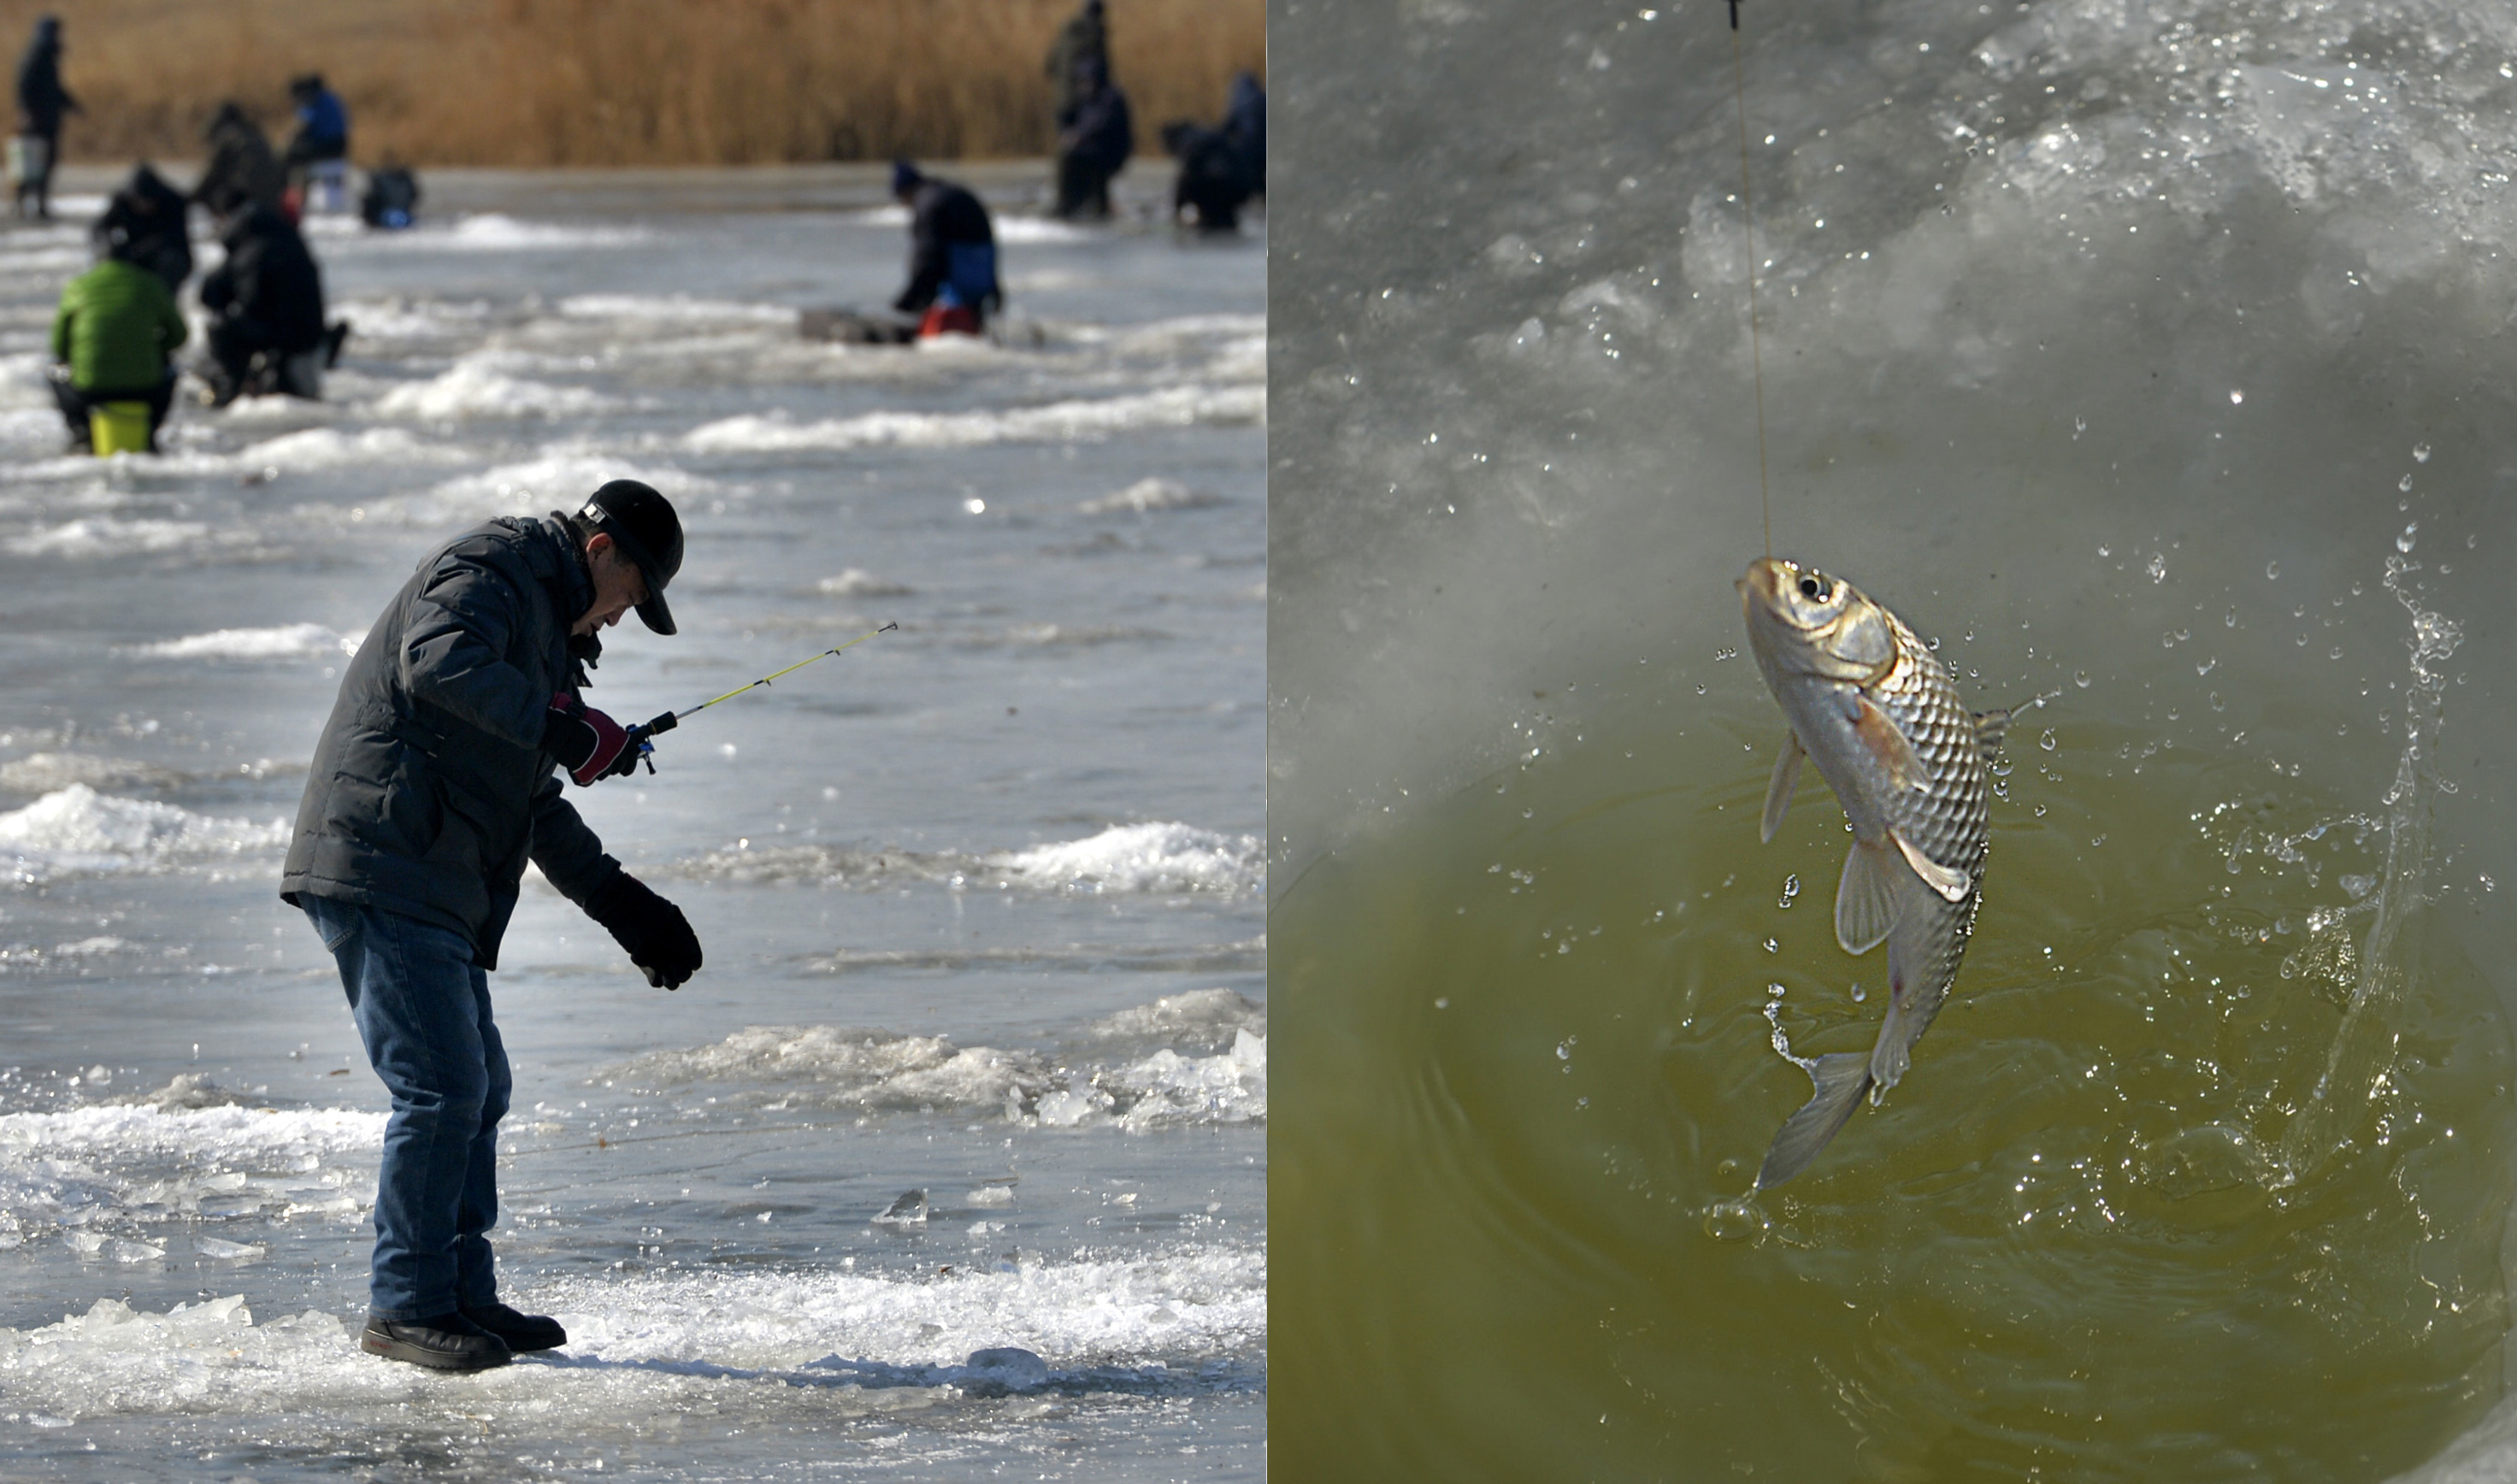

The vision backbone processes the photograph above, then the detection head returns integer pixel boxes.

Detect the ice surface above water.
[996,821,1264,895]
[682,384,1264,452]
[0,1241,1262,1424]
[127,624,362,661]
[604,992,1267,1129]
[0,786,288,880]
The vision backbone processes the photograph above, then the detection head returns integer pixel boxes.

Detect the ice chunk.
[874,1189,929,1228]
[196,1237,267,1262]
[962,1346,1049,1393]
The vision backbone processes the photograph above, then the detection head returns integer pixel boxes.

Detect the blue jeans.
[302,896,510,1320]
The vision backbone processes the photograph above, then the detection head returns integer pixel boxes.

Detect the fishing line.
[624,621,897,764]
[1728,0,1774,558]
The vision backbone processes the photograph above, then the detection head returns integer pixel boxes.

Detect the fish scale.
[1734,558,2004,1188]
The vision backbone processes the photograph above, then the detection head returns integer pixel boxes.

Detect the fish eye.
[1797,574,1832,603]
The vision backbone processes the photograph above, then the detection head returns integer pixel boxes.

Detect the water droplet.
[2229,388,2245,404]
[2073,669,2090,688]
[2266,561,2280,580]
[2399,474,2414,493]
[1434,997,1450,1009]
[1695,683,1707,696]
[2040,729,2058,751]
[1777,874,1801,909]
[1850,983,1866,1003]
[1713,646,1738,661]
[1557,1038,1576,1061]
[2196,657,2216,676]
[2225,609,2237,628]
[2397,522,2418,554]
[1704,1199,1769,1243]
[2414,443,2432,462]
[1763,937,1780,953]
[2146,553,2167,584]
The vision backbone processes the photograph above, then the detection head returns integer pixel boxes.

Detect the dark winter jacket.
[195,105,286,217]
[1058,78,1134,174]
[1170,125,1251,228]
[282,515,622,968]
[200,204,326,351]
[15,19,74,138]
[1223,73,1265,195]
[1043,1,1106,114]
[895,178,999,315]
[93,163,193,292]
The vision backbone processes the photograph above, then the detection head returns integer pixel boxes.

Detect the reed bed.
[0,0,1261,167]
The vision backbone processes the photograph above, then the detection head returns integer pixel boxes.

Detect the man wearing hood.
[197,202,329,404]
[92,163,193,293]
[889,160,1000,337]
[284,479,704,1371]
[196,102,287,219]
[12,15,76,219]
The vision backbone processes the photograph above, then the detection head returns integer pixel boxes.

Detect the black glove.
[543,694,637,786]
[584,872,702,989]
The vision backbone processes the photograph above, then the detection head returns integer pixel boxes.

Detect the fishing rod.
[622,621,897,770]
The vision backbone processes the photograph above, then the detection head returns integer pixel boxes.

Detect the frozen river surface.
[0,164,1264,1480]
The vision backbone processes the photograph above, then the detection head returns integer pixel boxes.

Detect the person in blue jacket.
[285,72,350,212]
[891,160,1000,336]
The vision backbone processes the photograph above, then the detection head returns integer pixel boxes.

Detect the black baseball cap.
[578,479,682,634]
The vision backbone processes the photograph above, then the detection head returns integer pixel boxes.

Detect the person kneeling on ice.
[890,159,1000,338]
[197,200,340,405]
[48,219,187,455]
[281,480,705,1371]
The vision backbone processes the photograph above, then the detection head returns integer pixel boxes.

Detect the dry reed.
[0,0,1261,168]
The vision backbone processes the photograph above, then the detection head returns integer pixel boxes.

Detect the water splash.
[2271,548,2461,1183]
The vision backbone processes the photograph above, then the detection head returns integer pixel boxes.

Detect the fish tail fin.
[1973,707,2012,760]
[1755,1052,1873,1190]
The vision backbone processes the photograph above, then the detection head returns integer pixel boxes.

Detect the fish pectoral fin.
[1854,696,1925,791]
[1974,707,2012,761]
[1760,730,1805,844]
[1891,830,1972,903]
[1756,1052,1872,1190]
[1834,839,1900,955]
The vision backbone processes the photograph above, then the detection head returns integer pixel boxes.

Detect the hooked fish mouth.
[1739,556,1792,615]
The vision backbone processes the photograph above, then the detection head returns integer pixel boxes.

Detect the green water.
[1275,705,2514,1482]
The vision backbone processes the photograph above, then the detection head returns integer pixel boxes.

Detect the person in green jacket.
[50,239,186,453]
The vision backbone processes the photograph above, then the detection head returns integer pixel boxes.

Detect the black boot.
[460,1300,567,1352]
[361,1311,512,1371]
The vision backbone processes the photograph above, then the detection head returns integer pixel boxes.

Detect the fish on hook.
[1736,556,2007,1188]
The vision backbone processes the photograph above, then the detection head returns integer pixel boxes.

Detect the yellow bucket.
[88,401,150,456]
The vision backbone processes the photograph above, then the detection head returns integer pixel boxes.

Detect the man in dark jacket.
[198,203,328,405]
[1162,121,1252,233]
[1223,72,1264,203]
[195,102,287,219]
[13,15,75,219]
[1053,57,1133,221]
[890,160,999,336]
[283,479,703,1372]
[1042,0,1106,116]
[92,163,193,293]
